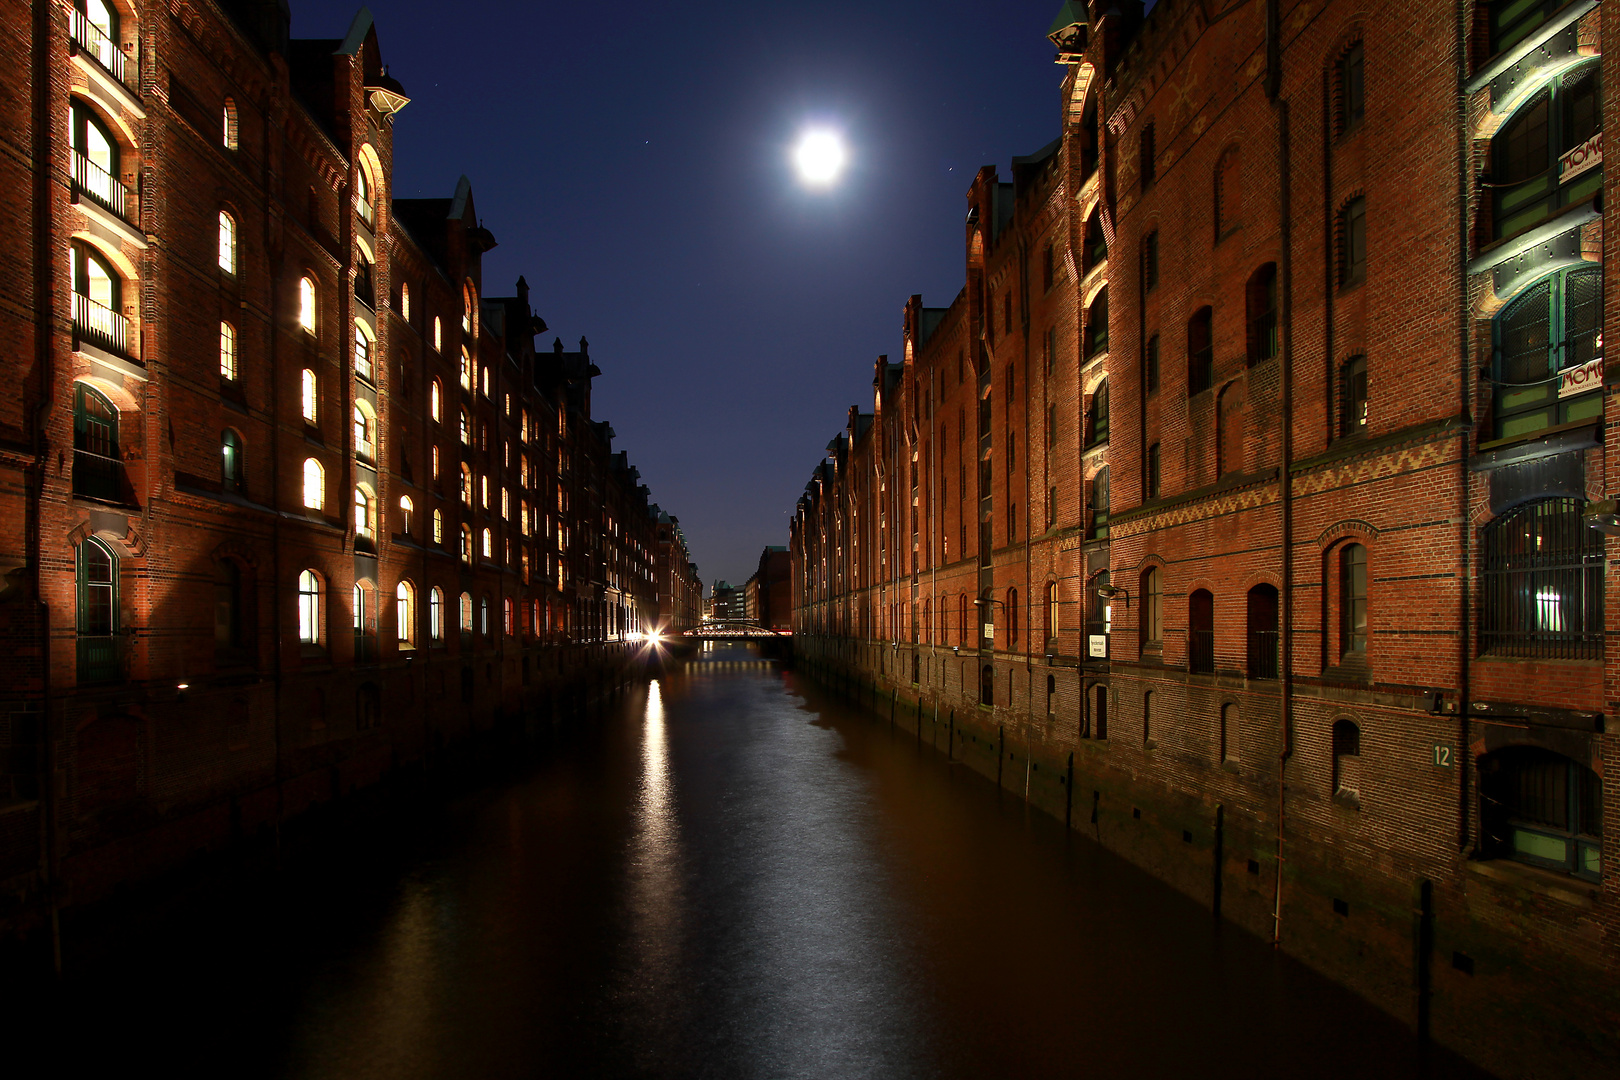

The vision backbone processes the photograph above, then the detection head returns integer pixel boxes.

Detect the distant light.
[794,129,847,187]
[177,683,189,691]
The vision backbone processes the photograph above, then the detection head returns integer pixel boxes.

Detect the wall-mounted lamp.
[1094,584,1129,608]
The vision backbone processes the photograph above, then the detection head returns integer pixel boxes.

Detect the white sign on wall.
[983,623,994,640]
[1559,357,1603,399]
[1559,131,1602,183]
[1088,634,1108,658]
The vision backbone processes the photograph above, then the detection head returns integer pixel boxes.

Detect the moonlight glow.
[793,129,848,187]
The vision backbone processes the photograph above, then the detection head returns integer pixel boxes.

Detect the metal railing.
[357,196,375,228]
[73,448,124,502]
[1188,629,1215,674]
[74,151,129,220]
[72,12,133,89]
[1247,629,1279,679]
[77,634,120,684]
[73,292,129,356]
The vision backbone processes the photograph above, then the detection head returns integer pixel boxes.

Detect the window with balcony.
[1085,288,1109,358]
[1187,307,1214,395]
[354,485,377,547]
[1490,64,1600,241]
[76,537,119,683]
[356,159,376,228]
[297,569,322,644]
[353,402,376,460]
[221,429,243,493]
[1492,266,1602,439]
[73,0,130,88]
[1482,497,1602,659]
[354,253,375,309]
[71,243,127,356]
[70,101,128,220]
[1085,209,1107,271]
[72,382,122,502]
[1246,264,1278,365]
[302,457,324,510]
[1480,747,1602,881]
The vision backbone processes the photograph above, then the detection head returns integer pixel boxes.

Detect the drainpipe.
[1271,42,1295,948]
[1454,0,1473,855]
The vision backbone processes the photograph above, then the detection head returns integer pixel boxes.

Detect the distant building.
[710,580,745,622]
[653,510,700,633]
[744,547,791,630]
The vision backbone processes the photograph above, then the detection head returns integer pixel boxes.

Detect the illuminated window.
[480,366,489,396]
[429,586,444,641]
[400,283,411,322]
[354,484,377,540]
[302,458,324,510]
[460,525,471,564]
[221,430,243,493]
[219,321,237,380]
[480,594,489,636]
[482,528,492,559]
[459,591,473,632]
[298,276,316,333]
[353,402,376,460]
[432,508,443,545]
[399,495,414,535]
[354,325,372,381]
[433,316,442,352]
[218,211,236,274]
[300,368,318,423]
[460,349,472,390]
[352,583,365,631]
[223,97,238,150]
[459,410,470,446]
[501,488,510,520]
[431,444,440,480]
[460,464,472,506]
[503,598,514,636]
[430,380,442,422]
[297,570,321,643]
[481,475,489,509]
[395,580,416,645]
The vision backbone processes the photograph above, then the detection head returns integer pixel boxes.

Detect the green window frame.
[73,382,121,501]
[1492,265,1602,440]
[1491,62,1601,241]
[76,537,118,683]
[1481,747,1602,882]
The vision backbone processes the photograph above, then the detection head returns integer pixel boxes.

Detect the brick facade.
[791,3,1618,1076]
[0,0,672,943]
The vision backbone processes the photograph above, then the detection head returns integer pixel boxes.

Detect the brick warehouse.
[0,0,688,947]
[790,2,1618,1075]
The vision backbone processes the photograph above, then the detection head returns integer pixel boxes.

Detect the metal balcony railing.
[1188,629,1215,674]
[77,634,120,684]
[73,292,130,356]
[357,196,375,229]
[72,12,133,89]
[74,151,130,220]
[72,448,124,502]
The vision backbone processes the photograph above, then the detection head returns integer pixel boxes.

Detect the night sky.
[294,1,1068,589]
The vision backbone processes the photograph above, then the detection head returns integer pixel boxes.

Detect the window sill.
[1466,856,1597,908]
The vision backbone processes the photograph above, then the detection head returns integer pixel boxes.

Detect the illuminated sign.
[1088,634,1108,658]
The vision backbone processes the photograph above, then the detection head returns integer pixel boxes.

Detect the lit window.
[460,349,472,390]
[460,465,472,506]
[430,380,442,421]
[482,528,492,559]
[480,595,489,635]
[481,475,489,509]
[429,587,444,641]
[223,98,238,150]
[300,368,318,423]
[353,583,365,631]
[298,276,316,333]
[432,508,443,545]
[460,591,473,632]
[433,316,442,352]
[480,367,489,396]
[353,403,375,459]
[399,495,414,535]
[503,598,514,636]
[219,321,237,380]
[354,325,372,381]
[501,488,510,520]
[400,283,411,322]
[218,211,236,274]
[297,570,321,643]
[460,525,471,564]
[302,458,324,509]
[431,445,440,480]
[354,485,376,539]
[221,430,243,493]
[396,580,415,645]
[460,410,470,446]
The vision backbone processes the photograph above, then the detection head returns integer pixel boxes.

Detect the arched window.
[71,100,124,217]
[354,484,377,543]
[429,586,444,642]
[218,211,237,274]
[460,463,473,506]
[1046,581,1060,649]
[1337,545,1367,659]
[460,348,473,391]
[503,597,514,636]
[1189,589,1215,673]
[354,324,373,381]
[356,158,376,227]
[398,495,413,535]
[1187,306,1214,395]
[353,402,376,460]
[301,458,324,510]
[221,430,243,493]
[396,580,416,645]
[298,276,317,333]
[1215,146,1241,237]
[1480,747,1601,880]
[71,243,125,354]
[459,591,473,633]
[1221,703,1239,762]
[980,664,994,707]
[463,286,476,336]
[72,382,121,501]
[460,525,472,564]
[1007,588,1019,647]
[1085,208,1107,269]
[433,316,442,352]
[432,508,443,545]
[1332,720,1361,803]
[222,97,238,150]
[400,282,411,322]
[353,582,367,631]
[1489,62,1601,240]
[1339,355,1368,436]
[1086,377,1109,444]
[76,537,118,683]
[1492,267,1602,439]
[300,368,318,423]
[481,528,493,559]
[218,321,238,380]
[1336,43,1363,134]
[480,595,490,636]
[1482,498,1603,658]
[1247,583,1279,678]
[459,409,471,446]
[430,379,442,422]
[1245,264,1278,365]
[74,0,123,79]
[1086,289,1109,359]
[297,569,322,644]
[1141,567,1163,647]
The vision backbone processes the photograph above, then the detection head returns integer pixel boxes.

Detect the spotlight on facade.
[1046,1,1089,62]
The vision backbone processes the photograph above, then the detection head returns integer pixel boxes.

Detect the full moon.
[793,129,848,187]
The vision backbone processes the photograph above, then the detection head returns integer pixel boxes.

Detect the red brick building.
[0,0,666,946]
[654,509,701,635]
[791,2,1618,1074]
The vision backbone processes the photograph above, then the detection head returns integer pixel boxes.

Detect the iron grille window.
[1493,267,1603,439]
[1247,584,1279,679]
[1481,498,1602,659]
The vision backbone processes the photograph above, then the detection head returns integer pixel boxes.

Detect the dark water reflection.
[19,644,1490,1079]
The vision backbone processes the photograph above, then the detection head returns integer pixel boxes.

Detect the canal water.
[18,644,1488,1079]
